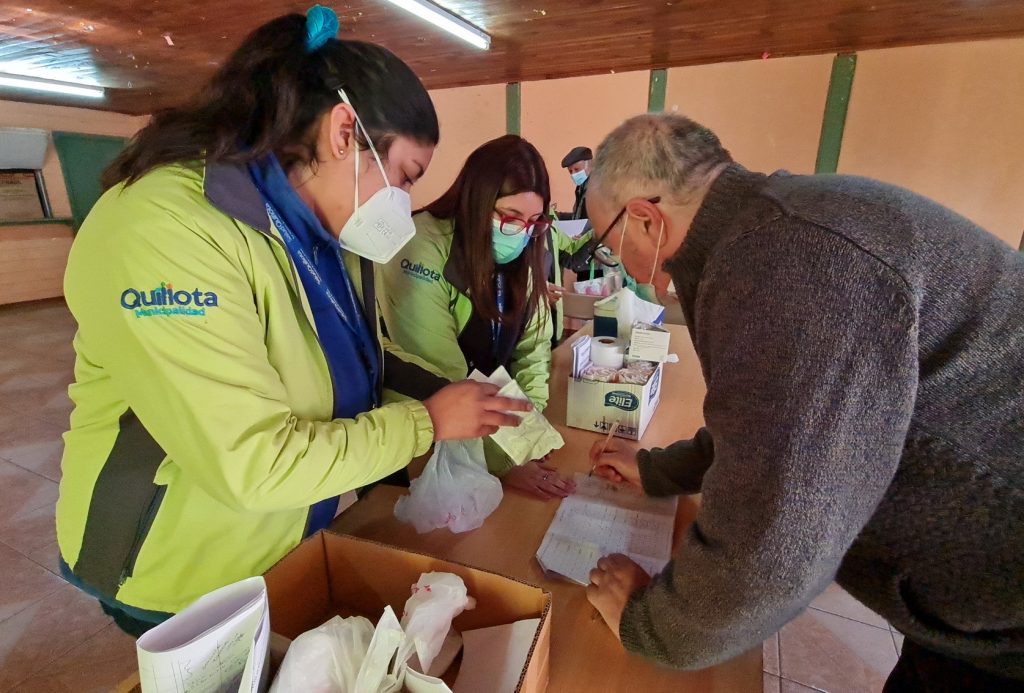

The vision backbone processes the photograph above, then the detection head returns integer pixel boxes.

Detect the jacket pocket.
[120,485,167,586]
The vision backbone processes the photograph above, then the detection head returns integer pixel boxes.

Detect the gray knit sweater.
[619,164,1024,678]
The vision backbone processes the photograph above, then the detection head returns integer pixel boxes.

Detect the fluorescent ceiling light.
[383,0,491,50]
[0,73,105,99]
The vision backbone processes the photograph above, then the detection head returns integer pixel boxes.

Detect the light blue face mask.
[492,219,530,264]
[570,170,588,187]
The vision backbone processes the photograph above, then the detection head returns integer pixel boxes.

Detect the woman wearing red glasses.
[380,135,575,500]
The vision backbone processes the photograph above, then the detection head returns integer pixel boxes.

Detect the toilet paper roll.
[591,336,625,369]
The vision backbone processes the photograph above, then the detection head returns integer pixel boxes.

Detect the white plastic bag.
[394,438,502,533]
[399,573,476,674]
[268,615,374,693]
[573,276,606,296]
[270,573,473,693]
[356,606,404,693]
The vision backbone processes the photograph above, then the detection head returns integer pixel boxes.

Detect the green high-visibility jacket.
[57,162,447,614]
[378,213,551,472]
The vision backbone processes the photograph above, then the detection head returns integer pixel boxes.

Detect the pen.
[589,421,620,477]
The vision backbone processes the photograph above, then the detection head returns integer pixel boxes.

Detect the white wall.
[839,38,1024,248]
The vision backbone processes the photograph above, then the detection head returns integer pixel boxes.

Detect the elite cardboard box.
[565,335,664,441]
[263,530,552,693]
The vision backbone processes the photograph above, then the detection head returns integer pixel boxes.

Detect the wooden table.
[332,324,762,692]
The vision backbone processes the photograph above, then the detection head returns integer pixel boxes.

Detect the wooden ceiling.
[2,0,1024,115]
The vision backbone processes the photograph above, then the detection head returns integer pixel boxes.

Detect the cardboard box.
[560,291,601,320]
[566,336,664,441]
[264,531,552,693]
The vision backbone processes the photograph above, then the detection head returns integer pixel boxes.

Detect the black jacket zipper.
[118,486,167,586]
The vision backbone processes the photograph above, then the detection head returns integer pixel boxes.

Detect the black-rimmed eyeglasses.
[593,196,661,247]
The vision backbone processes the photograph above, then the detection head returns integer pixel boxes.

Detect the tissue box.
[628,323,671,363]
[264,531,552,693]
[566,361,664,441]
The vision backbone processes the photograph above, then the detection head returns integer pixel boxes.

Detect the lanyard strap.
[265,203,354,321]
[358,256,384,398]
[491,272,506,359]
[266,202,379,407]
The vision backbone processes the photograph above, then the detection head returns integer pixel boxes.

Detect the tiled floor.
[0,300,138,692]
[764,583,903,692]
[0,299,902,692]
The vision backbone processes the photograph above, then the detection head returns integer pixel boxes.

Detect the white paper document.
[628,323,672,363]
[554,218,590,239]
[536,474,677,585]
[137,576,270,693]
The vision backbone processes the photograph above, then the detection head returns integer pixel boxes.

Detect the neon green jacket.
[379,213,551,472]
[549,222,596,289]
[57,162,446,614]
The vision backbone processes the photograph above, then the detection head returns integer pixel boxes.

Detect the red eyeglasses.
[494,212,553,239]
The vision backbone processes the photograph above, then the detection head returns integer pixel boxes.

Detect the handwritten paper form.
[536,474,677,585]
[136,576,270,693]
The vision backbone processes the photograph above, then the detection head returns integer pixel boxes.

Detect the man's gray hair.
[589,113,732,209]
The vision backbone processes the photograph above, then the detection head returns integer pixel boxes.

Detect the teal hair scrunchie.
[305,5,339,53]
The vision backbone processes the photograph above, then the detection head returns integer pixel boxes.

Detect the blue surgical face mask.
[570,169,588,187]
[492,219,530,264]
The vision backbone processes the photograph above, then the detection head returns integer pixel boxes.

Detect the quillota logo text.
[400,258,441,283]
[605,390,639,411]
[120,282,219,318]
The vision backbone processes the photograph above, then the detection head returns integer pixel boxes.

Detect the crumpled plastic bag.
[356,606,404,693]
[270,573,474,693]
[268,615,374,693]
[394,438,502,533]
[398,573,476,674]
[469,367,564,466]
[573,276,608,296]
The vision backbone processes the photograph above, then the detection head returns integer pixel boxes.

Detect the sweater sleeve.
[619,222,918,669]
[636,427,715,497]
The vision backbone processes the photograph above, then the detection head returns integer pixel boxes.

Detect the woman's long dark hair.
[103,13,439,189]
[423,135,550,326]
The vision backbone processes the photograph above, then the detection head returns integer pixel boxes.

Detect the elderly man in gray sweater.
[586,113,1024,692]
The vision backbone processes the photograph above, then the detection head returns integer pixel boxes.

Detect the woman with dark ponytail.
[380,135,576,500]
[59,6,528,635]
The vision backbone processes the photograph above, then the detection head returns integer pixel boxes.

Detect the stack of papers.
[137,576,270,693]
[536,474,677,585]
[570,335,592,378]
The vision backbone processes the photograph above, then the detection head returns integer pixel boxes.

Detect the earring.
[337,148,345,156]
